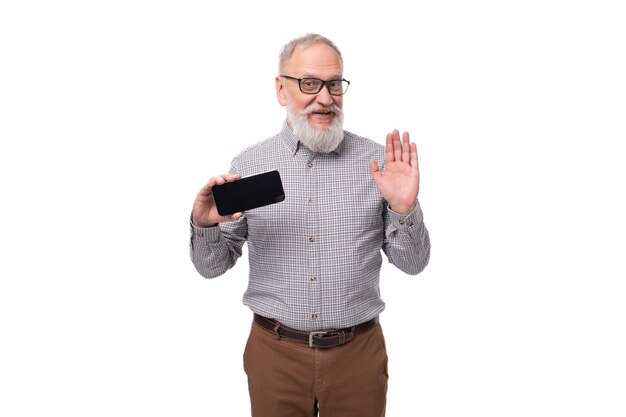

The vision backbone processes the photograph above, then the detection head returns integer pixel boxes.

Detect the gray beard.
[286,102,345,154]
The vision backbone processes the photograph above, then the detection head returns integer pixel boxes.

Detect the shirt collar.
[280,121,300,156]
[279,120,345,156]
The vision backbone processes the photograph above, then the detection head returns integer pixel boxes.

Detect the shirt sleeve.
[382,200,431,275]
[189,215,248,278]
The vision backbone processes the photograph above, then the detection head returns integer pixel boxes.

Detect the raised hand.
[192,173,242,228]
[369,129,420,215]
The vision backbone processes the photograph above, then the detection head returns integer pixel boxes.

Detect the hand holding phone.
[211,170,285,216]
[192,173,242,227]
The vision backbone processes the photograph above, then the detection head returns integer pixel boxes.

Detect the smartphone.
[212,170,285,216]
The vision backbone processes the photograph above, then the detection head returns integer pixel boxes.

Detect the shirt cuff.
[387,201,424,228]
[189,219,221,242]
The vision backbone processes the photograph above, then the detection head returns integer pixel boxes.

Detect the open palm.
[369,130,420,215]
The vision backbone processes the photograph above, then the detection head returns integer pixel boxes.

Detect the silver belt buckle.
[309,331,328,347]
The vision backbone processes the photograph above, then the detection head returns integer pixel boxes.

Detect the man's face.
[276,42,344,131]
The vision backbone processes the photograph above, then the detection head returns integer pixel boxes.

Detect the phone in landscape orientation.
[212,170,285,216]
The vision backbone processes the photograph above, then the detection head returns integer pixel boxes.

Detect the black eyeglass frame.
[280,75,350,96]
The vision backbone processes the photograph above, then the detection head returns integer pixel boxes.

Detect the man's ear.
[275,76,287,106]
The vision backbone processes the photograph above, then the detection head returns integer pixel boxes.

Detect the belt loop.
[272,322,281,340]
[337,329,346,346]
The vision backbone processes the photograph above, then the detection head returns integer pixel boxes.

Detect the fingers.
[200,173,241,196]
[410,142,419,171]
[385,133,394,165]
[230,212,243,221]
[212,173,241,186]
[386,129,414,164]
[393,130,402,163]
[402,131,410,164]
[218,211,243,224]
[369,159,380,176]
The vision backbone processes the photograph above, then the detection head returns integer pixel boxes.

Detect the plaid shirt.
[190,122,430,331]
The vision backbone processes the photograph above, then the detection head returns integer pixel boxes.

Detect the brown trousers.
[243,320,388,417]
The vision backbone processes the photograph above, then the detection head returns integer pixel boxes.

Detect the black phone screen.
[211,170,285,216]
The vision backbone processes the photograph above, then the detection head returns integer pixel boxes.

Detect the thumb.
[369,159,381,178]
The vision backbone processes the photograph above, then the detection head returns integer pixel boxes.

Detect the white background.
[1,1,625,416]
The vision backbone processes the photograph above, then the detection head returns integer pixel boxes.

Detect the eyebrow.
[299,73,344,79]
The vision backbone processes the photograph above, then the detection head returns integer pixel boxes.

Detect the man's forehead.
[286,42,342,73]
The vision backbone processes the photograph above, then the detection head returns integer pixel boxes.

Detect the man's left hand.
[369,129,420,215]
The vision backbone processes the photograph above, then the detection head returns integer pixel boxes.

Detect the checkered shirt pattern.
[190,122,430,331]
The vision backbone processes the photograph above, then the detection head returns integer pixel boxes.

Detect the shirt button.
[307,162,314,168]
[312,313,318,320]
[198,232,204,237]
[308,236,315,242]
[310,276,317,281]
[399,220,405,225]
[408,221,414,226]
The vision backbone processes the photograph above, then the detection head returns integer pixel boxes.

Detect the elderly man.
[190,33,430,417]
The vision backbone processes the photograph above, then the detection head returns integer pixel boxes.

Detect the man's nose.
[315,85,334,106]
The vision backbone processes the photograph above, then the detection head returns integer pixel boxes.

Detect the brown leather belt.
[253,314,379,348]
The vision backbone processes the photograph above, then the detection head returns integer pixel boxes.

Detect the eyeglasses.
[280,75,350,95]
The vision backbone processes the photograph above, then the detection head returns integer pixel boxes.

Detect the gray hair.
[278,33,343,73]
